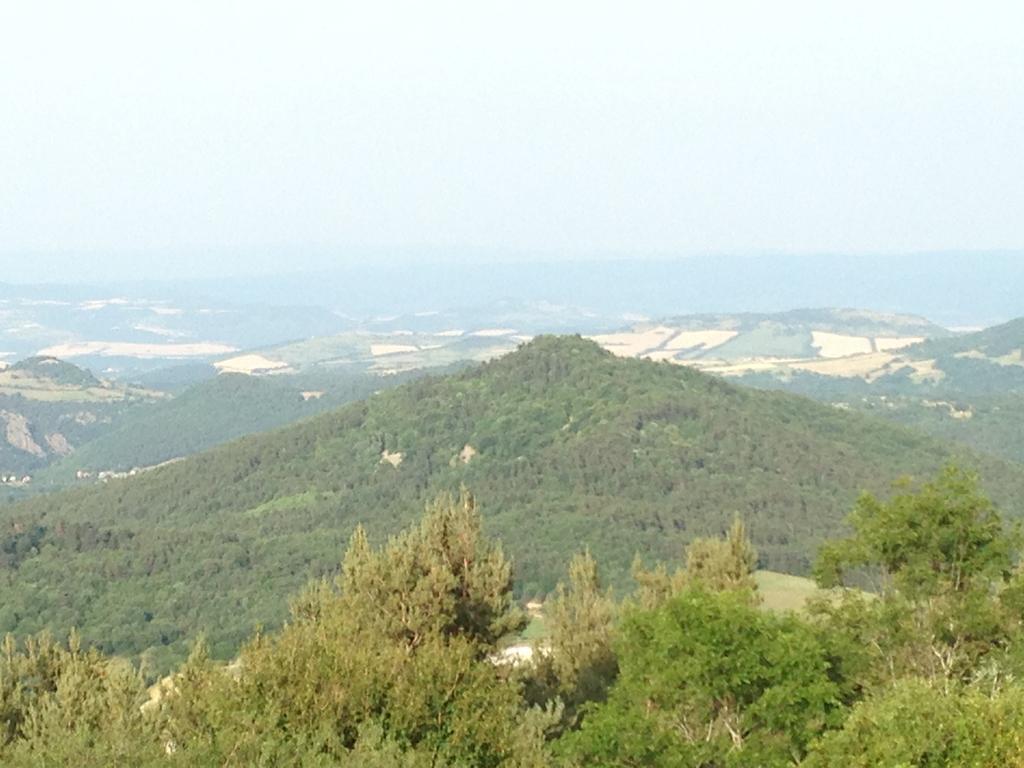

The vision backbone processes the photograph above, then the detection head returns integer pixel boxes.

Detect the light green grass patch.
[756,569,830,613]
[519,615,549,642]
[243,491,320,519]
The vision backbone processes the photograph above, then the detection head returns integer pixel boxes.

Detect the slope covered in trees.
[736,316,1024,463]
[7,356,102,388]
[0,357,158,480]
[2,336,1023,668]
[35,368,429,485]
[5,470,1024,766]
[905,316,1024,360]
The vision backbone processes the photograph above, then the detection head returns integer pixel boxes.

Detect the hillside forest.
[4,337,1024,671]
[4,467,1024,765]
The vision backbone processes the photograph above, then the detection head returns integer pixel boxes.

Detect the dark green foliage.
[5,472,1024,764]
[0,498,553,766]
[323,490,526,648]
[812,467,1024,685]
[559,589,842,767]
[0,631,162,766]
[632,516,760,610]
[3,336,1024,668]
[739,382,1024,465]
[149,494,552,766]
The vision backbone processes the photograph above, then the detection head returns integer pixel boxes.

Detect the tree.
[632,516,759,608]
[815,466,1013,599]
[686,517,759,593]
[532,551,617,726]
[558,589,841,767]
[0,631,161,766]
[156,492,552,766]
[326,489,526,649]
[803,679,1024,767]
[812,466,1022,683]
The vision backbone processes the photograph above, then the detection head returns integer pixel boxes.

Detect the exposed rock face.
[1,410,45,457]
[380,449,403,467]
[45,432,74,456]
[459,444,478,464]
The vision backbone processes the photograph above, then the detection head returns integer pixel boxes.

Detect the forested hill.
[905,316,1024,361]
[7,356,102,387]
[3,335,1023,669]
[34,368,430,484]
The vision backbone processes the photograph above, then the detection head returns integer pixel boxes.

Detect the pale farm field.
[995,349,1024,366]
[696,358,805,375]
[755,571,825,613]
[588,326,678,357]
[663,329,739,351]
[644,349,686,362]
[791,352,895,378]
[40,341,238,359]
[810,331,873,358]
[370,344,420,356]
[0,384,134,402]
[470,328,518,337]
[214,354,292,374]
[904,358,946,383]
[955,350,988,360]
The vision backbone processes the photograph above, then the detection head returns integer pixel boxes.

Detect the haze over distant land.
[2,2,1021,278]
[3,253,1020,328]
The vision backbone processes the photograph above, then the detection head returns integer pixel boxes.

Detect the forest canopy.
[3,336,1023,669]
[3,467,1024,766]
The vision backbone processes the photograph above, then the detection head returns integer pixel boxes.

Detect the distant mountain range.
[2,335,1021,669]
[4,253,1023,374]
[8,251,1020,324]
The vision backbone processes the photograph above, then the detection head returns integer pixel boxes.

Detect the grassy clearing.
[520,615,549,642]
[514,571,829,650]
[0,370,161,403]
[755,570,825,613]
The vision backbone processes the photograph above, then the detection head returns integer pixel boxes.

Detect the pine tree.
[545,551,618,716]
[685,516,759,593]
[632,516,759,607]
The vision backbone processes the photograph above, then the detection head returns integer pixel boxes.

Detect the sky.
[1,1,1022,282]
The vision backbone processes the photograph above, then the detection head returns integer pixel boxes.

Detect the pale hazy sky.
[1,1,1022,281]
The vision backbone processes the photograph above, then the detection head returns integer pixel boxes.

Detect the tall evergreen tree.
[537,551,618,725]
[632,516,759,607]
